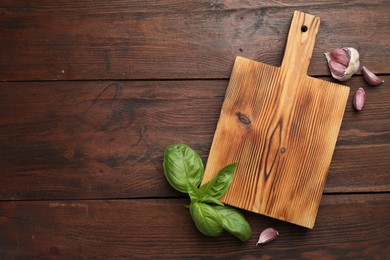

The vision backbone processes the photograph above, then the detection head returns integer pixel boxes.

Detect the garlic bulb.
[324,47,360,81]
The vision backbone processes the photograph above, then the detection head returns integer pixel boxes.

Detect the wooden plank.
[0,78,389,200]
[0,194,389,258]
[0,0,389,80]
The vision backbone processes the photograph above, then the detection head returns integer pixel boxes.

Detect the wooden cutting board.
[202,11,350,228]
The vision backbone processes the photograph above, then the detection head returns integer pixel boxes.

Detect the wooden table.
[1,1,389,258]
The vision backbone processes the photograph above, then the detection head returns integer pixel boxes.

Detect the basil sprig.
[163,144,252,242]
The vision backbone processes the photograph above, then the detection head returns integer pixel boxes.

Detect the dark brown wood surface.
[0,1,389,258]
[1,0,389,80]
[1,194,389,259]
[0,77,389,201]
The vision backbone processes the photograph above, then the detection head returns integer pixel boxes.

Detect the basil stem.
[188,182,224,206]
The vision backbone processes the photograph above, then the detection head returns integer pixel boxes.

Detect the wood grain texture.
[0,3,388,258]
[0,78,389,200]
[1,194,389,259]
[0,0,389,80]
[203,11,349,228]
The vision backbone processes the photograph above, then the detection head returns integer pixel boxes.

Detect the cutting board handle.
[280,11,320,76]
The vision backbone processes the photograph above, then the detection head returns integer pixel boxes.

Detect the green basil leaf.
[189,202,224,237]
[214,205,252,242]
[163,144,204,193]
[200,162,237,199]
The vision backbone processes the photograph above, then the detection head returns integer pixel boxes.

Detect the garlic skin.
[325,47,360,81]
[362,66,384,86]
[353,87,366,111]
[256,228,279,245]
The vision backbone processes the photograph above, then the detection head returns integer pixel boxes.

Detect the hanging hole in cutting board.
[301,25,308,32]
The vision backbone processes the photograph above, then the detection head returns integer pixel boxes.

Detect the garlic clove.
[353,87,366,111]
[325,52,347,81]
[329,48,350,67]
[362,66,384,86]
[256,228,279,245]
[329,60,347,77]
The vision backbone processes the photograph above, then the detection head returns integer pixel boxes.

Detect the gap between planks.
[1,74,390,83]
[0,191,389,203]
